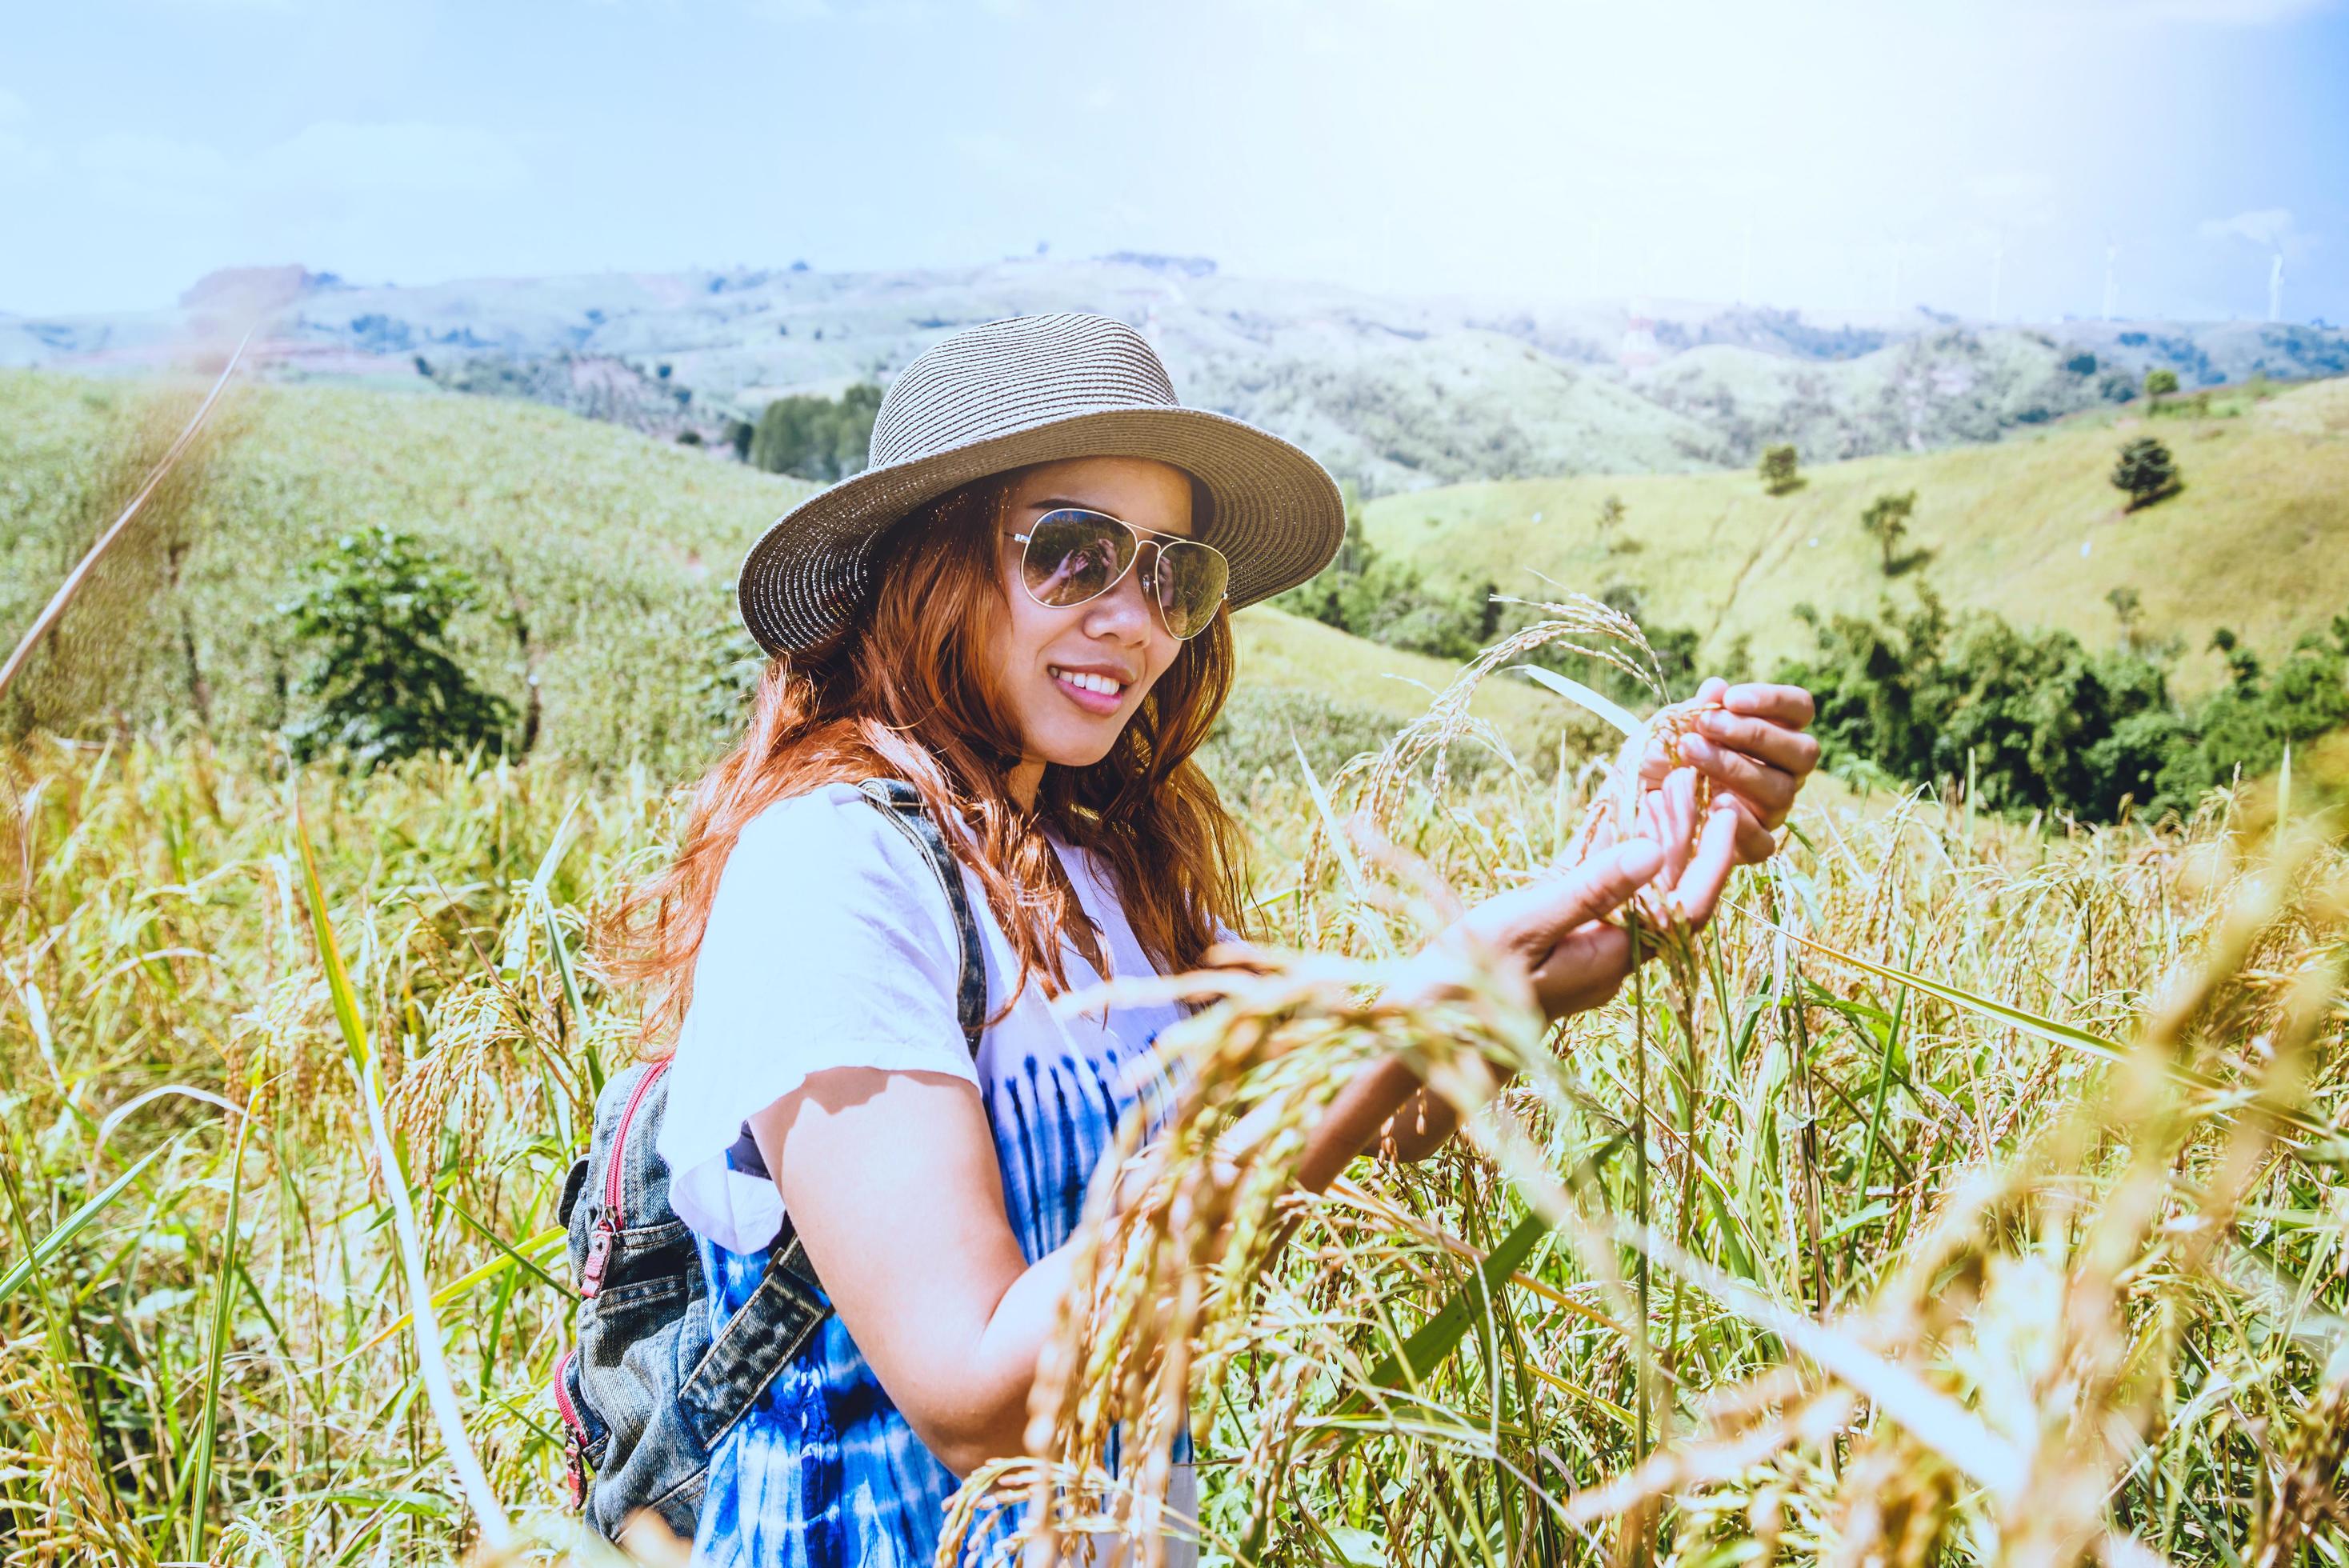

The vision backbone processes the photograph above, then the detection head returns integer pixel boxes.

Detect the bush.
[280,526,515,768]
[1775,592,2349,823]
[2143,366,2180,398]
[1758,443,1803,495]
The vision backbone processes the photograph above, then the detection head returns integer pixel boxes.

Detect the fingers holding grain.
[1723,682,1815,730]
[1665,805,1742,927]
[1695,707,1821,778]
[1717,796,1783,864]
[1679,733,1801,827]
[1457,839,1663,960]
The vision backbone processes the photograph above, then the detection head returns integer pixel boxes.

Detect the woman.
[622,313,1819,1565]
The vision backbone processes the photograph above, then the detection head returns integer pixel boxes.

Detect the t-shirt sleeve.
[655,783,974,1253]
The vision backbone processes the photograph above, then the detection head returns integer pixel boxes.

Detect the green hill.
[0,370,1553,779]
[1361,376,2349,694]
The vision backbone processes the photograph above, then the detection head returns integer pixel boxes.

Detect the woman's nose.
[1082,546,1159,642]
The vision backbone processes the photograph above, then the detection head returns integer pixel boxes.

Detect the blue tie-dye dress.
[654,785,1194,1566]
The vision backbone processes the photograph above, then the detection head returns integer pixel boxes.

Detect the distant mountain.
[6,257,2344,493]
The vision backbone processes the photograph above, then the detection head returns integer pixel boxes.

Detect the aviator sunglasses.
[1009,506,1231,641]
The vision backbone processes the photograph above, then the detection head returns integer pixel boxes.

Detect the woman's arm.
[748,1068,1066,1478]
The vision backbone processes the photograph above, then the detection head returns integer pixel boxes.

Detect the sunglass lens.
[1154,539,1230,639]
[1022,510,1134,608]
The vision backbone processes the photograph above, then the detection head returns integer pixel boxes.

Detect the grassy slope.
[1363,377,2349,693]
[0,370,1555,770]
[1230,604,1555,755]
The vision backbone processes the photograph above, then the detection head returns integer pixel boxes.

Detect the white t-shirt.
[658,781,1192,1254]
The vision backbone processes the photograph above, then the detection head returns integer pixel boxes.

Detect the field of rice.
[2,370,2345,1567]
[3,692,2344,1566]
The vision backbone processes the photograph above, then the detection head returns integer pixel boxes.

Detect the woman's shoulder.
[733,781,929,870]
[718,781,958,922]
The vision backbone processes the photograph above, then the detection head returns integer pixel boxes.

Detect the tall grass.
[1,686,2343,1566]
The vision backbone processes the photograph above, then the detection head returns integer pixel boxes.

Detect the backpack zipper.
[580,1058,670,1298]
[552,1345,590,1508]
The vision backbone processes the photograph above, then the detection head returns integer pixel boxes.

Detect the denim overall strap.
[673,779,989,1455]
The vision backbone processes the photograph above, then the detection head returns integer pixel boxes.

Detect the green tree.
[2111,436,2180,510]
[1758,443,1803,496]
[280,527,514,768]
[749,382,884,481]
[2143,366,2180,400]
[1859,490,1917,574]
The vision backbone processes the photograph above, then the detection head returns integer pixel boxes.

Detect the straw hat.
[736,312,1345,654]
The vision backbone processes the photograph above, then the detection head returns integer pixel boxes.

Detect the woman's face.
[990,456,1195,776]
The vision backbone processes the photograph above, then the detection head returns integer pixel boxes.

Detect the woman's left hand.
[1662,678,1819,866]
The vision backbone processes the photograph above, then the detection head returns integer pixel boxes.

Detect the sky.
[2,0,2344,325]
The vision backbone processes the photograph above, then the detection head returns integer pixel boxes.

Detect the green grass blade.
[0,1146,167,1310]
[186,1112,251,1563]
[294,794,371,1074]
[544,898,598,1095]
[1331,1210,1552,1420]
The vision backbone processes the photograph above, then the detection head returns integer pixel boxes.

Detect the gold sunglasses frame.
[1006,506,1231,642]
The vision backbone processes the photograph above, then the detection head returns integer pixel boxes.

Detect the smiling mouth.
[1048,664,1130,704]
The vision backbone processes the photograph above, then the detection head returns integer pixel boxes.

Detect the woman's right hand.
[1311,834,1739,1176]
[1443,838,1670,1021]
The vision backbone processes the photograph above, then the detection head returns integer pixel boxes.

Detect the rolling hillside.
[0,369,1557,778]
[1363,376,2349,694]
[11,257,2347,496]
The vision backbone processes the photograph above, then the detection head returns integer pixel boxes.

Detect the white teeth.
[1050,666,1124,698]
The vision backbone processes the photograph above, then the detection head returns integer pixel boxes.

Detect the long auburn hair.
[606,469,1249,1048]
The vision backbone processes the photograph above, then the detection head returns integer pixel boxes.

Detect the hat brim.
[737,405,1345,656]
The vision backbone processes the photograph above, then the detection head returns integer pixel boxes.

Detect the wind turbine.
[2102,245,2117,322]
[2269,253,2283,323]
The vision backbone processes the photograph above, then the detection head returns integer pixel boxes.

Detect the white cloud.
[250,122,527,198]
[2199,206,2310,255]
[0,132,53,186]
[79,132,236,214]
[70,121,526,218]
[1963,170,2060,230]
[0,87,47,186]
